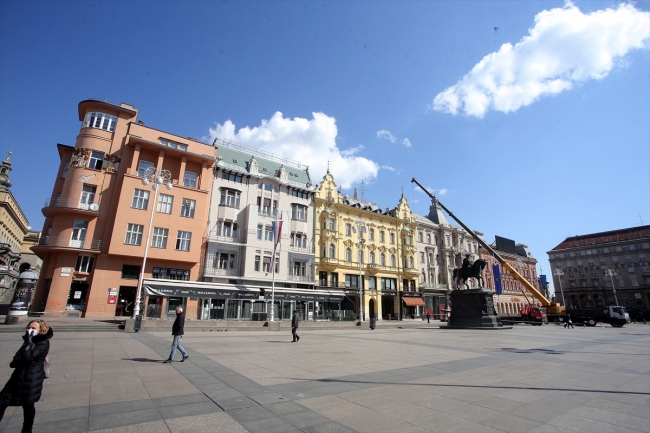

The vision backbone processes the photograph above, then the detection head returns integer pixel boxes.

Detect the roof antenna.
[638,213,644,225]
[361,179,365,200]
[327,161,330,174]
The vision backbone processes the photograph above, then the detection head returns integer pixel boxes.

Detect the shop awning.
[144,280,260,299]
[402,297,426,307]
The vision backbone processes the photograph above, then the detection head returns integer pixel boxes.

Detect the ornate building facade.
[314,172,420,321]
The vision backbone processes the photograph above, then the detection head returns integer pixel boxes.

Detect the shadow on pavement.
[124,358,164,363]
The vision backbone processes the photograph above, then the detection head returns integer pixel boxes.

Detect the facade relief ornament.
[77,174,96,183]
[70,148,91,167]
[248,156,259,173]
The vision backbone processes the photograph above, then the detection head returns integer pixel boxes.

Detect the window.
[125,224,144,245]
[291,204,307,221]
[159,138,187,151]
[420,252,425,263]
[257,225,263,240]
[381,253,386,266]
[70,219,88,247]
[345,223,351,236]
[183,171,197,188]
[291,232,306,248]
[121,265,141,279]
[427,233,431,244]
[369,251,375,264]
[368,276,376,289]
[600,259,607,265]
[329,244,335,258]
[380,231,385,242]
[264,226,273,241]
[132,189,150,210]
[220,189,240,208]
[88,151,104,170]
[369,229,375,241]
[157,194,173,214]
[216,252,236,269]
[255,254,261,271]
[216,221,238,239]
[293,261,307,276]
[152,268,190,280]
[328,218,335,230]
[391,254,396,267]
[74,255,94,273]
[292,190,309,199]
[390,233,395,244]
[79,185,96,209]
[137,160,154,177]
[152,228,168,248]
[220,171,243,183]
[346,248,352,262]
[181,199,196,218]
[263,255,271,272]
[176,231,191,251]
[61,161,70,179]
[345,274,362,288]
[83,112,118,132]
[381,278,397,290]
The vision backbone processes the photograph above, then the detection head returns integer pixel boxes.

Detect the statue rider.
[462,254,471,274]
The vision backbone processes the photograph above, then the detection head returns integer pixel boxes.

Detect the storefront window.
[166,297,184,317]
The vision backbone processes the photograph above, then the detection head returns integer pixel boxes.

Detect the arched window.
[369,251,375,264]
[409,256,414,268]
[345,248,352,262]
[390,254,396,267]
[329,244,335,258]
[427,233,431,244]
[381,253,386,266]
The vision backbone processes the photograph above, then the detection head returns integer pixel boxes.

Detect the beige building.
[314,171,420,321]
[0,152,35,307]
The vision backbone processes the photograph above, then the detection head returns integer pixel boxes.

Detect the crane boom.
[411,177,561,312]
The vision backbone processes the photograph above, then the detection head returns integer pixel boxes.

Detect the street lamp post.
[133,166,173,319]
[553,268,566,308]
[604,269,620,307]
[352,219,367,323]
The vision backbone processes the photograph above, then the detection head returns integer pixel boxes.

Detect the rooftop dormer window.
[83,112,117,132]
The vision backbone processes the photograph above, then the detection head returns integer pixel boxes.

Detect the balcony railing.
[44,198,99,212]
[289,245,314,254]
[258,208,278,217]
[289,275,314,282]
[37,236,102,251]
[320,257,339,265]
[205,268,241,276]
[419,282,448,290]
[206,234,246,244]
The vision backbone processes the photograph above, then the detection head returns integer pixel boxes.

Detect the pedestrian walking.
[291,311,300,342]
[0,320,53,433]
[426,312,430,323]
[565,314,574,329]
[164,307,189,363]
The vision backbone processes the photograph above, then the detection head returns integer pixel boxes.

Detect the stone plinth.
[445,289,509,329]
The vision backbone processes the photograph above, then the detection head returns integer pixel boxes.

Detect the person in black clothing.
[564,314,574,329]
[0,320,53,433]
[291,311,300,342]
[164,307,189,363]
[426,312,430,323]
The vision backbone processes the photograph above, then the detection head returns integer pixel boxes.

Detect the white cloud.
[380,165,396,172]
[432,2,650,118]
[208,112,379,189]
[377,129,397,143]
[439,188,448,195]
[377,129,413,147]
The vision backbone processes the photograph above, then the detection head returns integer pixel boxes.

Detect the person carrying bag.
[0,320,53,433]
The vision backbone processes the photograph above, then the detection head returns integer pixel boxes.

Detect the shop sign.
[107,288,118,304]
[60,267,71,277]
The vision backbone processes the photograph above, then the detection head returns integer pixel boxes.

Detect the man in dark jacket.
[291,310,300,342]
[164,307,189,363]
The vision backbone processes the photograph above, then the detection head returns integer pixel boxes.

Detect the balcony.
[419,282,448,291]
[206,234,246,244]
[289,275,314,283]
[42,198,100,217]
[319,257,339,271]
[258,208,278,218]
[289,245,314,254]
[204,268,241,277]
[33,236,102,252]
[367,263,380,275]
[403,266,419,277]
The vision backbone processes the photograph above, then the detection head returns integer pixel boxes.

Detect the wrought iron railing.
[289,275,314,282]
[43,198,99,212]
[37,236,101,251]
[204,268,241,276]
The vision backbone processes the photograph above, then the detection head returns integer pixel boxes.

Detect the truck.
[567,306,630,327]
[412,177,566,321]
[502,290,548,326]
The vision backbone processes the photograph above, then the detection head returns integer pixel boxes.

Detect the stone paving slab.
[0,324,648,432]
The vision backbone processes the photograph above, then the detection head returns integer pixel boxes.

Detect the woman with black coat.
[0,320,53,433]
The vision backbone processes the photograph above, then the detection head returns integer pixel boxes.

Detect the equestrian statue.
[452,254,487,289]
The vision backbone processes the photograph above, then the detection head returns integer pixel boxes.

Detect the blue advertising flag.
[540,274,547,289]
[493,265,502,295]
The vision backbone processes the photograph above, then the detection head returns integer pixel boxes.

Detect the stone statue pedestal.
[444,289,510,329]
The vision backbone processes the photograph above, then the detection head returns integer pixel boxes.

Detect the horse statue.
[453,258,487,289]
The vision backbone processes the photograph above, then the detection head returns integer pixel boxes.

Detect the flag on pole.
[271,221,283,274]
[493,265,502,295]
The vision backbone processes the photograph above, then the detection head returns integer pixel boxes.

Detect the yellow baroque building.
[314,172,421,321]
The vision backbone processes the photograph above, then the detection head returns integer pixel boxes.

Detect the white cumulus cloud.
[432,2,650,118]
[377,129,397,143]
[208,112,379,189]
[402,138,412,148]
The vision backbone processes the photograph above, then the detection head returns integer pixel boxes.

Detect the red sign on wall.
[108,288,118,304]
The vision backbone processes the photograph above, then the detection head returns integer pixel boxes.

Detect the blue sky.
[1,0,648,295]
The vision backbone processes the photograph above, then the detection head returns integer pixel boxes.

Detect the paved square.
[1,323,648,432]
